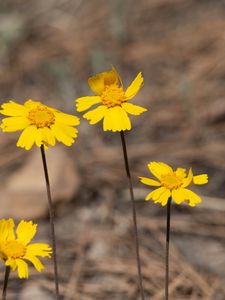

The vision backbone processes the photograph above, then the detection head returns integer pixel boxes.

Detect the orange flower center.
[28,106,55,128]
[101,85,125,108]
[0,240,26,259]
[161,173,183,190]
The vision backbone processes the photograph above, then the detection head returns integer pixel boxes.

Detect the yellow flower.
[0,219,52,279]
[0,99,80,150]
[75,67,147,132]
[139,162,208,207]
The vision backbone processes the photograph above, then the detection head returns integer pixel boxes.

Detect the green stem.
[40,145,59,300]
[165,197,172,300]
[120,131,145,300]
[2,266,10,300]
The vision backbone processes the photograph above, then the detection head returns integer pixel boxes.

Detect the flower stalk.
[165,197,172,300]
[120,131,145,300]
[40,145,59,299]
[2,266,10,300]
[139,162,208,300]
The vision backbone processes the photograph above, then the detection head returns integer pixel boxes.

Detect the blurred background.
[0,0,225,299]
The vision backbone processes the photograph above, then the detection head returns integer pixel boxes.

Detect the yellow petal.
[103,67,119,86]
[184,189,202,206]
[172,189,184,204]
[55,124,78,140]
[156,189,171,206]
[24,99,41,109]
[182,168,193,188]
[0,219,15,242]
[16,125,38,150]
[16,220,37,245]
[41,127,56,146]
[103,106,131,132]
[193,174,208,185]
[173,188,202,206]
[0,101,28,116]
[83,105,107,124]
[175,168,187,178]
[26,243,52,257]
[148,162,173,180]
[5,258,17,271]
[51,124,75,146]
[125,72,144,100]
[122,103,147,115]
[139,177,161,187]
[34,128,46,148]
[88,74,105,95]
[1,117,30,132]
[55,112,80,126]
[34,128,43,147]
[16,259,29,279]
[6,219,15,240]
[76,96,102,112]
[0,219,8,242]
[145,187,166,201]
[24,255,44,272]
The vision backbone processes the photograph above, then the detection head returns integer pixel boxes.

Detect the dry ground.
[0,0,225,299]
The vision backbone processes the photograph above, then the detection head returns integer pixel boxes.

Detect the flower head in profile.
[139,162,208,207]
[0,219,52,279]
[0,99,80,150]
[75,67,147,132]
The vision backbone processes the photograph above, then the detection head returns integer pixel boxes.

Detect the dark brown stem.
[165,197,172,300]
[2,266,10,300]
[120,131,145,300]
[40,145,59,300]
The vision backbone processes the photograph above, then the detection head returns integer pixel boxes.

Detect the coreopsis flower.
[0,219,52,279]
[75,67,147,132]
[139,162,208,206]
[0,99,80,150]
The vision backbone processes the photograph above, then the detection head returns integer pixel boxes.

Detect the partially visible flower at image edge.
[75,67,147,132]
[0,99,80,150]
[139,162,208,206]
[0,218,52,279]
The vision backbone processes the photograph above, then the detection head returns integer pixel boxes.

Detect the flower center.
[161,173,183,190]
[101,85,125,108]
[0,240,26,259]
[28,106,55,128]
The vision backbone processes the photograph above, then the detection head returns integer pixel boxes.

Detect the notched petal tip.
[75,96,102,112]
[193,174,208,185]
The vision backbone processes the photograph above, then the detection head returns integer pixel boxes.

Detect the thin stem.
[120,131,145,300]
[40,145,59,300]
[165,197,172,300]
[2,266,10,300]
